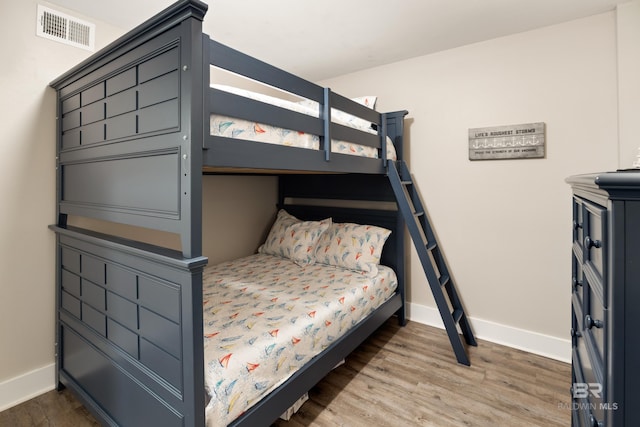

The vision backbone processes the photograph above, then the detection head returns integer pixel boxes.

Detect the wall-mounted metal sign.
[468,122,545,160]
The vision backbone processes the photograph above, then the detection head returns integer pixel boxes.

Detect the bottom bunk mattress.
[202,253,398,426]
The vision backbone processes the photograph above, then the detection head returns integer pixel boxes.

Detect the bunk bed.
[48,1,409,426]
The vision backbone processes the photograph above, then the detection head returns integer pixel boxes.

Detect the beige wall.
[201,175,277,264]
[321,12,619,341]
[617,1,640,167]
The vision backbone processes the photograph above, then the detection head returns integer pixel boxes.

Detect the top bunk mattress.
[202,252,397,426]
[210,85,396,160]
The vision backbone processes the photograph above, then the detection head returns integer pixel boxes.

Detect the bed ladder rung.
[452,309,464,324]
[439,273,450,287]
[388,160,477,366]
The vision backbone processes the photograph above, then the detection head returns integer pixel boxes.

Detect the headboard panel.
[51,2,206,258]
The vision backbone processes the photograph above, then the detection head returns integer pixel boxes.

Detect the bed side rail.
[50,0,207,258]
[51,225,207,427]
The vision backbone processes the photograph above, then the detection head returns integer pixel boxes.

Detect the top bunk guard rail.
[49,0,408,258]
[204,35,398,172]
[207,39,324,102]
[207,39,381,134]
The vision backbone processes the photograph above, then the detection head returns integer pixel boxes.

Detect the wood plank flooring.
[0,320,571,426]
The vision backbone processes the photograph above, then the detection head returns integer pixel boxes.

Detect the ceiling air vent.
[36,5,95,51]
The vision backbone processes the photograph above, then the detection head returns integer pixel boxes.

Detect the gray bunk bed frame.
[49,1,408,426]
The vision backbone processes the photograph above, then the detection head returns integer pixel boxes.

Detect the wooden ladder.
[388,160,477,365]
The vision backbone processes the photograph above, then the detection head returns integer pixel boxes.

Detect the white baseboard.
[0,364,55,412]
[407,302,571,364]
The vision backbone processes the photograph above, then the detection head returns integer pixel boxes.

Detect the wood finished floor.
[0,320,571,427]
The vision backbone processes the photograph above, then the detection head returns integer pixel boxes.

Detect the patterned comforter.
[202,253,397,426]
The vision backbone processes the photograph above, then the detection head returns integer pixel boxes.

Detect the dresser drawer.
[574,334,605,426]
[572,197,585,249]
[571,353,601,427]
[572,393,605,427]
[571,304,582,346]
[583,276,605,365]
[581,201,607,304]
[572,256,584,318]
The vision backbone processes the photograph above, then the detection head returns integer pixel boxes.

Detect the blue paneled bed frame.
[49,1,408,425]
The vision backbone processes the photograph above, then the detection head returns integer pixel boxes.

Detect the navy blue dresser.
[567,172,640,426]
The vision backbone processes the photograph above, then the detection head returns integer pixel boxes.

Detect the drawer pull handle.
[585,314,603,329]
[585,236,602,249]
[571,328,581,338]
[589,414,603,427]
[573,220,583,230]
[572,277,583,288]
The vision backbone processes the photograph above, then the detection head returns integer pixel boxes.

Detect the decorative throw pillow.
[259,209,331,266]
[313,222,391,276]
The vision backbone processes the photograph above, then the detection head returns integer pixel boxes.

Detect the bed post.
[394,211,407,326]
[383,110,409,162]
[178,3,205,259]
[383,110,409,325]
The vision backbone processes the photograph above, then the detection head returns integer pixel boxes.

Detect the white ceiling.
[48,0,627,81]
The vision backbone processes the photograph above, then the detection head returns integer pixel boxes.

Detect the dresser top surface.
[567,170,640,201]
